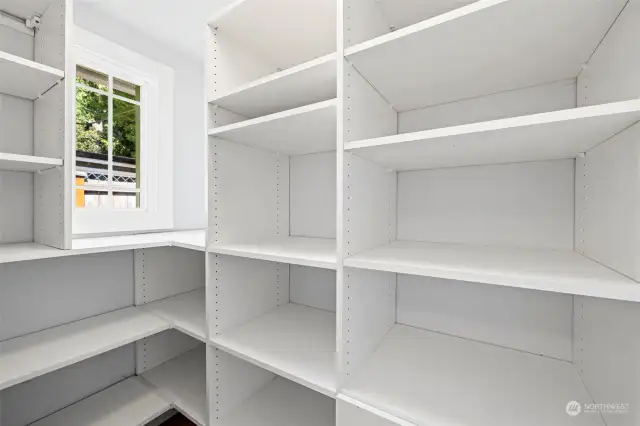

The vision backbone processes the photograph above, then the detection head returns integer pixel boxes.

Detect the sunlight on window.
[75,65,142,210]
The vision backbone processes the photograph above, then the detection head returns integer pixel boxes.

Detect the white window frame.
[72,26,174,235]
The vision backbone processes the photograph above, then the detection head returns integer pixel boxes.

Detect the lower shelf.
[220,377,335,426]
[344,240,640,302]
[208,236,337,269]
[142,346,208,426]
[142,288,207,342]
[0,306,169,391]
[211,303,337,396]
[30,377,170,426]
[341,325,602,426]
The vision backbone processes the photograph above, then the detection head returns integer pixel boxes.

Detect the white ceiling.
[76,0,233,60]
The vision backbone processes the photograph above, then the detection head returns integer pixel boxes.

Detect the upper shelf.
[0,230,205,265]
[142,288,207,343]
[208,100,337,155]
[209,0,336,71]
[0,51,64,100]
[30,377,171,426]
[345,0,628,111]
[342,325,600,426]
[210,54,336,118]
[0,152,62,172]
[211,303,337,397]
[209,236,337,269]
[345,100,640,170]
[344,240,640,302]
[0,306,169,391]
[142,345,207,426]
[0,0,53,19]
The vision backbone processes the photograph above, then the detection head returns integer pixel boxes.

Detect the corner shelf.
[344,241,640,302]
[0,152,62,173]
[142,345,207,426]
[142,288,207,343]
[210,54,336,118]
[208,99,337,155]
[220,377,335,426]
[0,51,64,100]
[208,236,337,269]
[0,307,169,391]
[30,377,171,426]
[342,325,598,426]
[345,100,640,170]
[344,0,627,110]
[211,303,337,397]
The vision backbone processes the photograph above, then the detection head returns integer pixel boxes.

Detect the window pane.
[114,77,141,101]
[112,97,141,208]
[79,189,109,209]
[76,86,109,193]
[76,66,108,91]
[113,191,140,209]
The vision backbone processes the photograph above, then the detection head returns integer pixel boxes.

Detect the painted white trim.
[72,26,174,234]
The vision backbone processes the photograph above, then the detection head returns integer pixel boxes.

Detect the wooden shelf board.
[142,288,207,343]
[0,50,64,100]
[0,306,169,391]
[208,236,337,269]
[344,240,640,302]
[342,325,603,426]
[220,377,335,426]
[346,100,640,170]
[0,230,206,265]
[210,54,336,118]
[208,100,337,155]
[0,152,62,172]
[211,303,337,397]
[30,377,171,426]
[345,0,628,111]
[142,346,208,426]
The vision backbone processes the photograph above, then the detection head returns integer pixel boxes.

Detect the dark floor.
[160,413,196,425]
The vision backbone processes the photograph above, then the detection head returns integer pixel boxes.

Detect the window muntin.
[75,65,142,210]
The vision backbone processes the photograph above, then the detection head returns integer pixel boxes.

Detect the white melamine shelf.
[220,377,335,426]
[208,236,336,269]
[344,241,640,302]
[0,51,64,100]
[142,288,207,343]
[210,0,335,72]
[210,54,336,118]
[345,0,628,111]
[342,325,602,426]
[0,306,169,391]
[0,230,205,264]
[346,100,640,170]
[0,152,62,172]
[0,0,54,18]
[31,377,171,426]
[208,100,337,155]
[211,303,337,397]
[142,346,207,426]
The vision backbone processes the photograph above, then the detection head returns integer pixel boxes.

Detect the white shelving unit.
[0,0,71,250]
[2,0,640,425]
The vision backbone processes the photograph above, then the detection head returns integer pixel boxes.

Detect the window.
[75,66,142,210]
[73,27,174,235]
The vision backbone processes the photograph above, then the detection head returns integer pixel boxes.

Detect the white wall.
[74,1,207,230]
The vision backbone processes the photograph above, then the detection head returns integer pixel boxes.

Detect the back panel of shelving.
[0,251,134,341]
[0,345,135,426]
[396,159,575,250]
[290,265,336,313]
